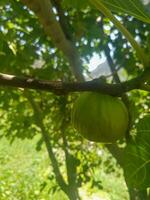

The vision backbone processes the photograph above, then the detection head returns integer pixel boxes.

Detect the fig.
[72,92,129,143]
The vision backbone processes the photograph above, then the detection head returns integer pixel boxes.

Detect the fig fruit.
[72,92,129,143]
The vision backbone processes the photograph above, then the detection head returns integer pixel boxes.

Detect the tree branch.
[20,0,84,81]
[52,0,73,41]
[24,91,69,193]
[0,71,150,96]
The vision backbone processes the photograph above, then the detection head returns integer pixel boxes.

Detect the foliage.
[124,115,150,190]
[97,0,150,23]
[0,137,129,200]
[0,137,68,200]
[0,0,150,199]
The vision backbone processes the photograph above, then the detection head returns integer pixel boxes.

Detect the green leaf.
[124,116,150,189]
[136,114,150,131]
[63,0,87,9]
[90,0,149,67]
[100,0,150,24]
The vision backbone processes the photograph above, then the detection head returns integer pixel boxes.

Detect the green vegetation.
[0,137,129,200]
[0,0,150,199]
[72,92,129,143]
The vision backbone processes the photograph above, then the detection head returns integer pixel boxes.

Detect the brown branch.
[0,72,150,96]
[52,0,73,41]
[20,0,84,81]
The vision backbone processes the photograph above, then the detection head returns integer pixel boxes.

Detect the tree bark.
[0,72,149,96]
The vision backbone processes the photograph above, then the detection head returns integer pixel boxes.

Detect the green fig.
[72,92,129,143]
